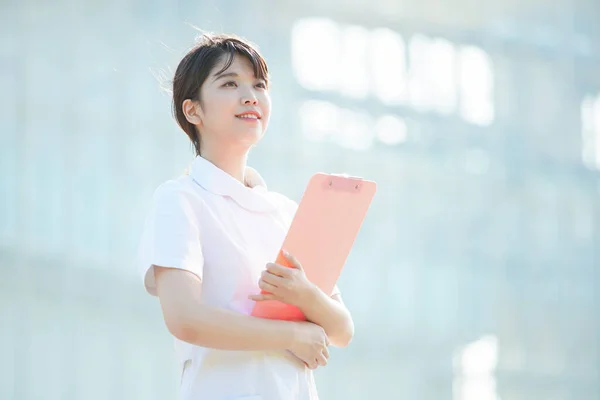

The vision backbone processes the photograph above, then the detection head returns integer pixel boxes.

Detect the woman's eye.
[255,82,267,89]
[223,81,237,87]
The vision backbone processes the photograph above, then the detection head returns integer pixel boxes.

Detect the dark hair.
[172,33,269,156]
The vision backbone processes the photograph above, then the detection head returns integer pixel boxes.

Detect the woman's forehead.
[211,54,257,78]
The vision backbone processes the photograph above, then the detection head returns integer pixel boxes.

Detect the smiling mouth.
[236,113,261,120]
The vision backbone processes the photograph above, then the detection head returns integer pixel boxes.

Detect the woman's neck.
[199,147,249,184]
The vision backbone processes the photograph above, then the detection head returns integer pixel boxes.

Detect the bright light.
[459,46,495,126]
[339,25,370,99]
[337,108,374,151]
[581,94,600,170]
[453,335,499,400]
[299,100,340,142]
[407,35,459,114]
[460,335,498,375]
[592,95,600,167]
[291,18,341,92]
[291,18,497,136]
[408,34,432,112]
[376,115,408,145]
[371,28,408,105]
[429,38,458,115]
[455,378,498,400]
[299,100,373,151]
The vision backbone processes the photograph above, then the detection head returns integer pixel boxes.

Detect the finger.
[265,263,293,278]
[282,250,303,270]
[248,293,277,301]
[324,335,330,347]
[316,353,328,367]
[288,351,310,368]
[258,279,278,293]
[322,346,330,360]
[261,269,288,286]
[307,360,318,370]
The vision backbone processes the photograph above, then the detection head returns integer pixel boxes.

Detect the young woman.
[137,33,354,400]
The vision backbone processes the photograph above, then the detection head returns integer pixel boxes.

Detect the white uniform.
[137,156,338,400]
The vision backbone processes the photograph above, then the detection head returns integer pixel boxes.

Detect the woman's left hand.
[248,250,317,309]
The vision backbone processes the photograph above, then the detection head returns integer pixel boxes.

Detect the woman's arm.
[249,251,355,348]
[154,266,329,368]
[156,266,291,350]
[300,291,354,348]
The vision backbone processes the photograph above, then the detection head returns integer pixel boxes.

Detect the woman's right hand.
[288,321,330,370]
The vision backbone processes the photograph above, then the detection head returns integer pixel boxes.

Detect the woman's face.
[196,54,271,151]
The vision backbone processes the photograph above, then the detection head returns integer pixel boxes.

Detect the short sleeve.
[137,182,204,296]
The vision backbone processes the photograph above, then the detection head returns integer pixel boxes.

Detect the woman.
[137,33,355,400]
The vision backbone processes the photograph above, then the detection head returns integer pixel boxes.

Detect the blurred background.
[1,0,599,399]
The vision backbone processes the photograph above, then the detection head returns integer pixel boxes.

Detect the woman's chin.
[236,129,265,145]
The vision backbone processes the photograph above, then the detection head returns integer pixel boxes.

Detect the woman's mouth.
[236,114,259,120]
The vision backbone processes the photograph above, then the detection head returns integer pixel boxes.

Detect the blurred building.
[1,0,598,399]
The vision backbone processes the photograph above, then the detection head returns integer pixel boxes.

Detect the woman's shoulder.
[150,176,207,211]
[152,175,194,195]
[265,190,299,217]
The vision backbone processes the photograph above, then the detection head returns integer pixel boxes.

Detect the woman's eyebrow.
[213,71,260,82]
[212,72,239,82]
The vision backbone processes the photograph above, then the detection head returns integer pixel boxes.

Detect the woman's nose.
[240,89,258,105]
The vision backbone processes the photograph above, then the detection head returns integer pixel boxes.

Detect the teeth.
[237,114,258,119]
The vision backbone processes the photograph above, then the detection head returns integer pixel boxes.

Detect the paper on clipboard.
[251,173,377,321]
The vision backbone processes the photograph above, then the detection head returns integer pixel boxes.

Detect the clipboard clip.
[326,173,364,192]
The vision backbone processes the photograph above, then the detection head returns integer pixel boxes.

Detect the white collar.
[189,156,277,213]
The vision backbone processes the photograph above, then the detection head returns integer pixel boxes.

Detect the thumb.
[282,249,303,270]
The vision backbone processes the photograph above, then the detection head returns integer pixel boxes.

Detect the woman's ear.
[182,99,203,125]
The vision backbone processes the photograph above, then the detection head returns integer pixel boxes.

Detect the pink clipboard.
[251,173,377,321]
